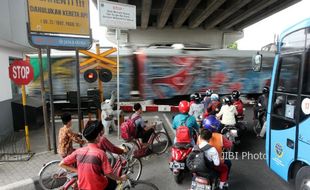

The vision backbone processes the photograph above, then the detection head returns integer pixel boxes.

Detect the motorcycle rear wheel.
[173,172,182,184]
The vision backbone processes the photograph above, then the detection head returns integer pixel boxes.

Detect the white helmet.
[210,93,219,101]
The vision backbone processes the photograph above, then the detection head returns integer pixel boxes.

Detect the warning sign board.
[27,0,90,36]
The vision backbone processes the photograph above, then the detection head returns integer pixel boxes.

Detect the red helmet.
[178,100,190,113]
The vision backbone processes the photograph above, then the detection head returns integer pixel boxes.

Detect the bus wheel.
[295,166,310,190]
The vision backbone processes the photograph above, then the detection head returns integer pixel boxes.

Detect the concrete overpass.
[99,0,301,48]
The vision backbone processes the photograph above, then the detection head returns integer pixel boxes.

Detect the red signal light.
[88,73,94,79]
[84,69,97,83]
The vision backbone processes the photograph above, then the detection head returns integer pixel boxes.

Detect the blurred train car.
[135,45,274,102]
[26,45,274,103]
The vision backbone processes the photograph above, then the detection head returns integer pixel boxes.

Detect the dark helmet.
[202,115,221,132]
[194,92,201,101]
[190,93,196,101]
[223,96,232,104]
[232,90,240,99]
[206,89,213,96]
[262,86,269,94]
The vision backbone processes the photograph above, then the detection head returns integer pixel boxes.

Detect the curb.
[0,176,41,190]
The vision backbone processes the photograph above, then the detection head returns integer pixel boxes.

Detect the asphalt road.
[136,111,295,190]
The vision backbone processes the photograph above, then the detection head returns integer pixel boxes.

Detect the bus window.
[302,53,310,94]
[276,55,301,93]
[306,28,310,49]
[282,29,305,53]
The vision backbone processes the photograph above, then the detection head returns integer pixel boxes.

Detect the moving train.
[26,45,275,102]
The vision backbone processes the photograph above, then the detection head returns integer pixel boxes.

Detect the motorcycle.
[253,103,266,136]
[169,143,193,183]
[221,124,239,151]
[101,91,123,135]
[190,174,220,190]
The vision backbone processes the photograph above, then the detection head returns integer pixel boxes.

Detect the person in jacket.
[173,100,200,145]
[216,96,238,126]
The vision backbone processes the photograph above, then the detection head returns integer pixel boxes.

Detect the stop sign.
[8,60,34,85]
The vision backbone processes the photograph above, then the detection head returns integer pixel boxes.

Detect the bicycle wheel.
[124,158,142,181]
[150,132,169,155]
[39,160,68,190]
[123,180,159,190]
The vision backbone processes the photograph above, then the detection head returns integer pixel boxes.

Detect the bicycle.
[129,121,169,156]
[38,145,141,190]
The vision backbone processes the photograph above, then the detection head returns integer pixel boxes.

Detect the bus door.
[298,36,310,166]
[269,29,306,180]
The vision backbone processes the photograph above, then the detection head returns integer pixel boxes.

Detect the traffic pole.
[47,48,57,154]
[39,48,51,151]
[21,85,30,152]
[96,43,102,120]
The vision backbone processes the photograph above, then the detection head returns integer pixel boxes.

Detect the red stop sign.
[9,60,34,85]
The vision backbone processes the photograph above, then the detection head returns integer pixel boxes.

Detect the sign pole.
[21,85,31,152]
[39,48,51,151]
[116,29,120,139]
[75,49,82,133]
[47,48,57,154]
[96,43,102,120]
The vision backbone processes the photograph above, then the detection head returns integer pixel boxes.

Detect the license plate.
[169,161,185,169]
[191,181,211,190]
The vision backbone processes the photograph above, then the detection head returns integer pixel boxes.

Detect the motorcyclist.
[202,89,213,111]
[173,100,200,146]
[206,93,222,116]
[196,128,229,190]
[202,116,233,189]
[216,96,238,127]
[255,86,269,138]
[190,93,196,107]
[231,90,244,117]
[189,93,205,124]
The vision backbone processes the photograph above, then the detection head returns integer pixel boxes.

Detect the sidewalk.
[0,114,174,190]
[0,120,125,190]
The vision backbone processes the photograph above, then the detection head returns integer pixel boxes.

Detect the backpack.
[175,116,191,144]
[186,144,214,173]
[120,116,140,141]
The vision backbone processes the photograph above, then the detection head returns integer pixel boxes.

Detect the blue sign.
[30,35,92,49]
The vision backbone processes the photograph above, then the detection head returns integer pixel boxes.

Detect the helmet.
[232,90,240,99]
[262,86,269,94]
[223,96,232,104]
[179,100,190,113]
[206,89,213,96]
[194,93,201,102]
[210,93,219,101]
[202,115,221,132]
[190,93,196,101]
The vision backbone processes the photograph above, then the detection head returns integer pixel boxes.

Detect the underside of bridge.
[95,0,301,48]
